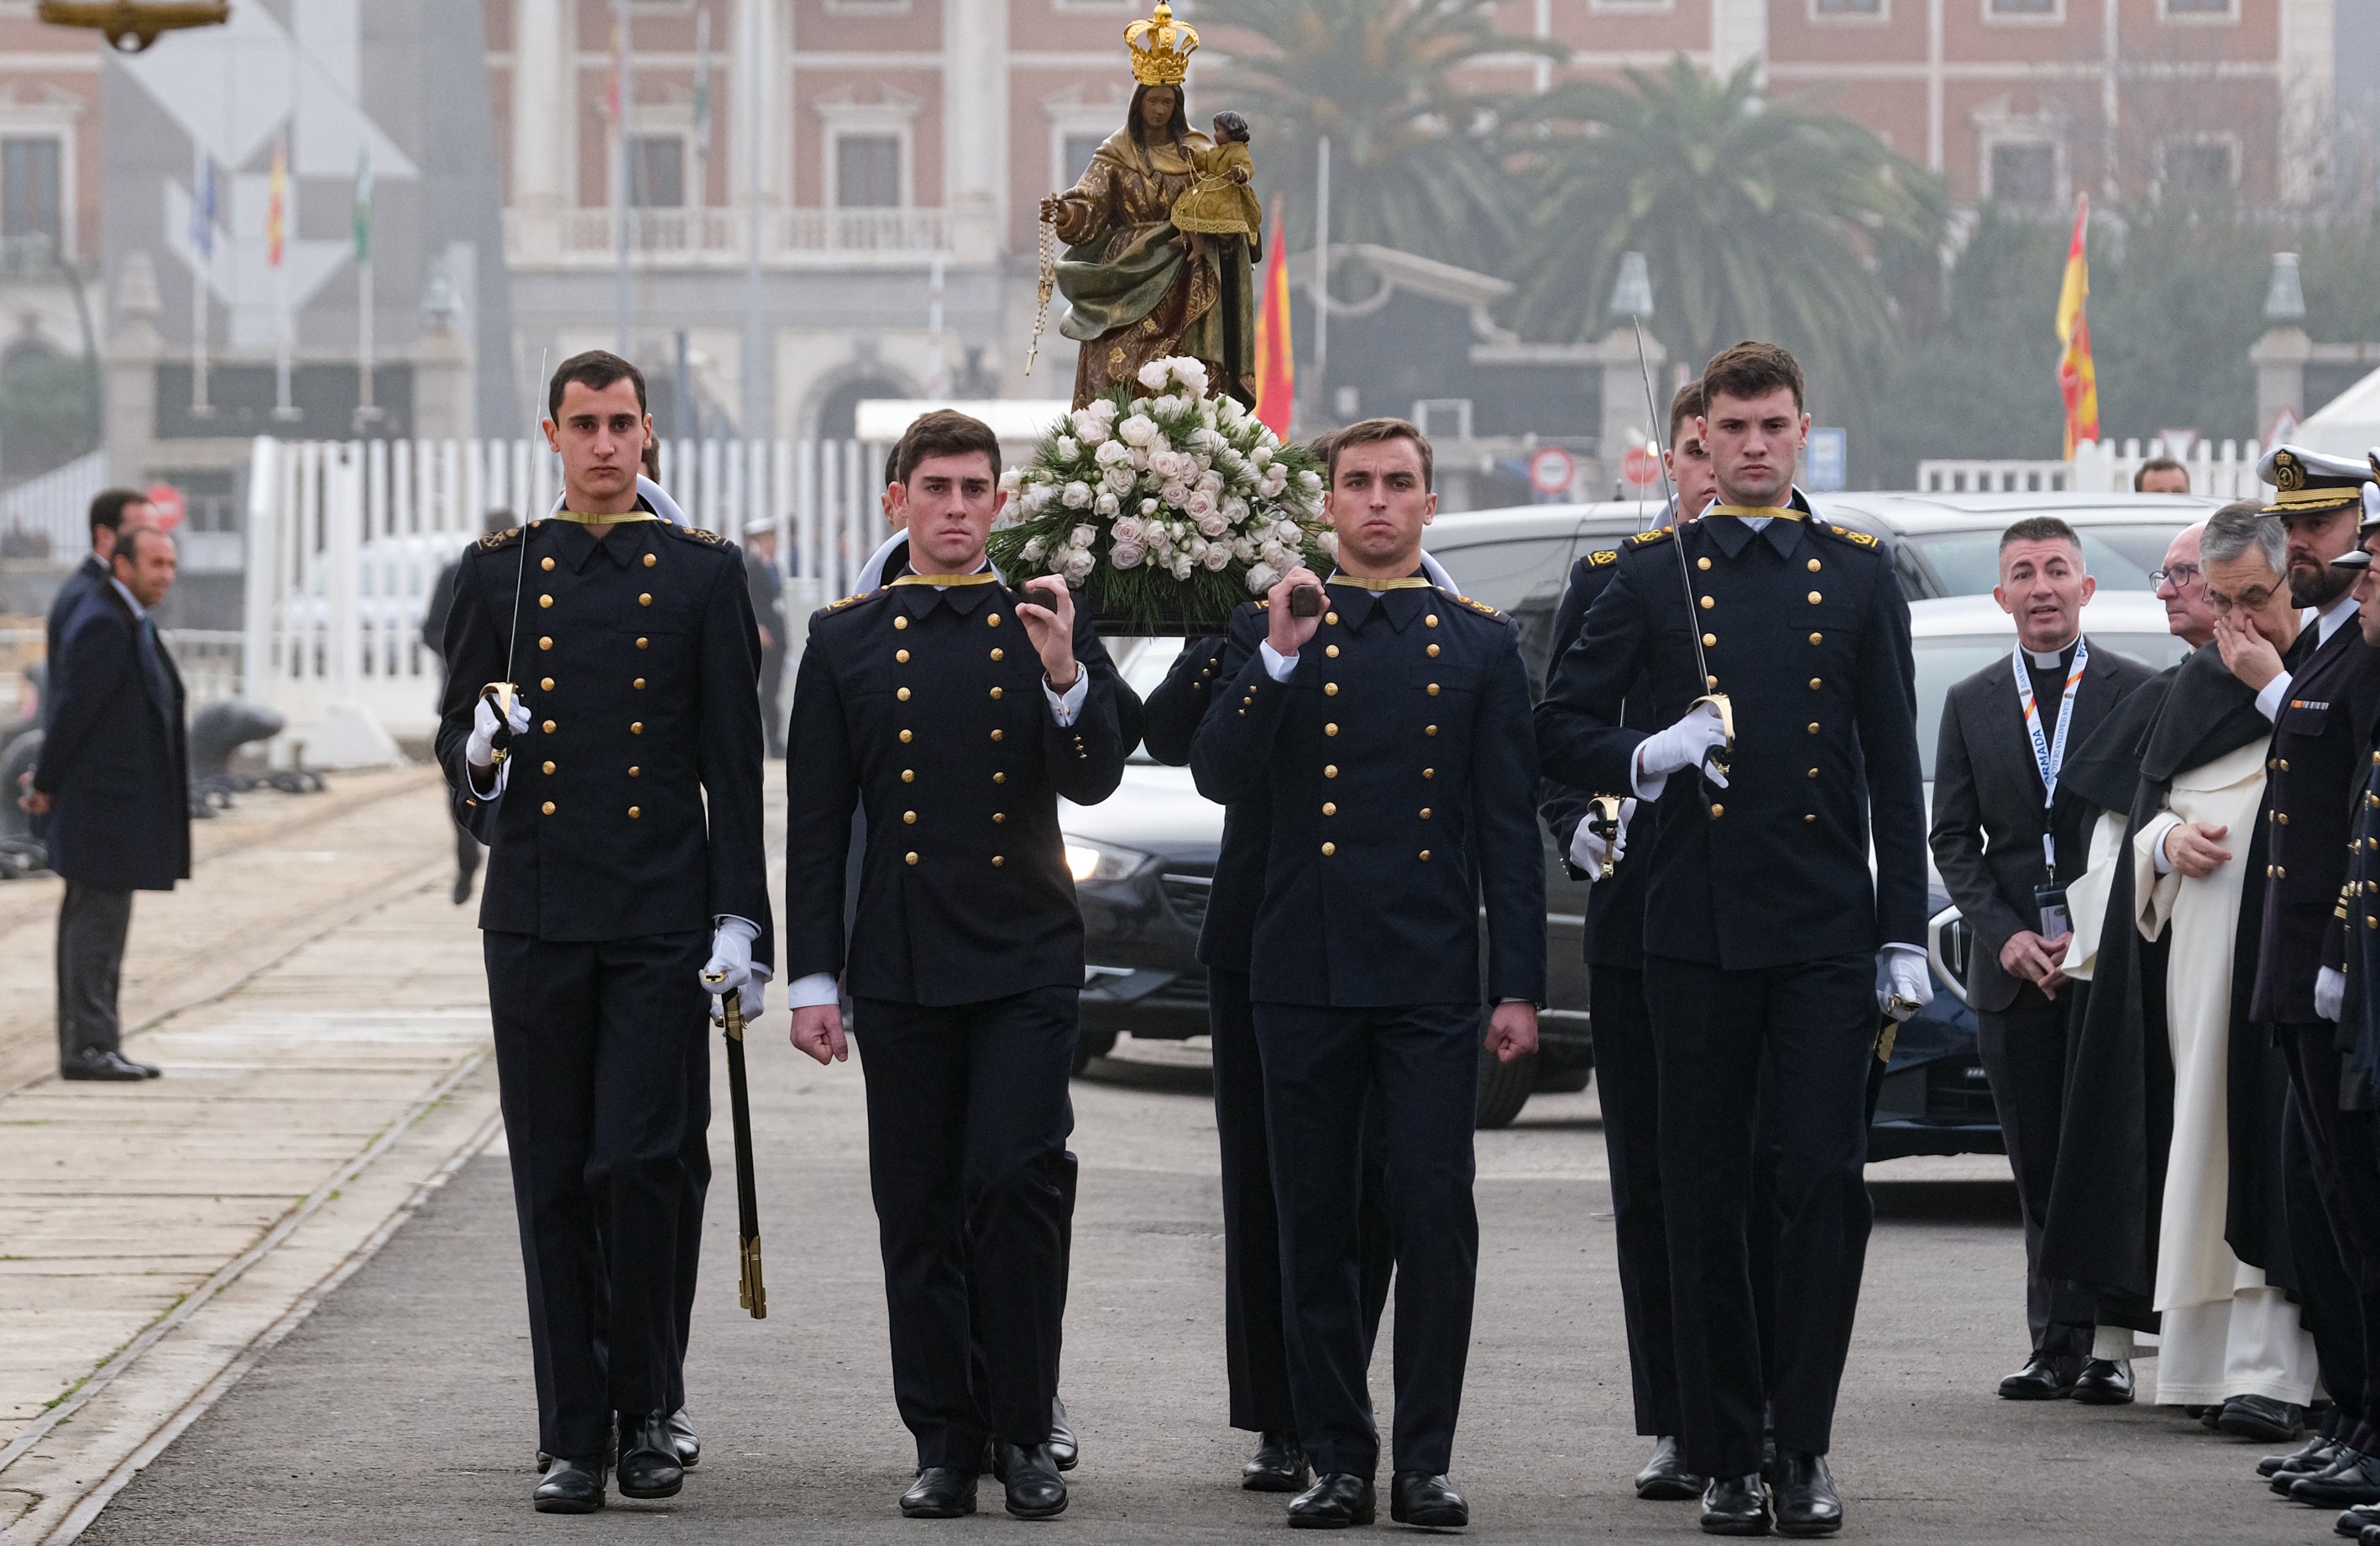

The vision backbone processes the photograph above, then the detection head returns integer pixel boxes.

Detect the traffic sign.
[1805,429,1847,494]
[1619,444,1661,487]
[144,482,186,530]
[1528,446,1576,496]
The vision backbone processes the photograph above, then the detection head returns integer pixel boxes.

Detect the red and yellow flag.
[266,134,287,268]
[1253,194,1294,438]
[2056,193,2099,457]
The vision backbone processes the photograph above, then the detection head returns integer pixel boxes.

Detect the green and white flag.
[353,147,374,263]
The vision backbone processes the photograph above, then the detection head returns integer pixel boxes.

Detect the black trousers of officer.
[1647,952,1875,1480]
[854,986,1076,1469]
[1594,964,1685,1437]
[485,927,710,1461]
[1256,999,1478,1479]
[2278,1022,2380,1448]
[1977,983,2095,1357]
[1211,967,1394,1433]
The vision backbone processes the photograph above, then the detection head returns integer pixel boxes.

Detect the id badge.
[2034,881,2071,942]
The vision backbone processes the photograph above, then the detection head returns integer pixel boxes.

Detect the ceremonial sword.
[702,971,769,1319]
[1632,316,1734,783]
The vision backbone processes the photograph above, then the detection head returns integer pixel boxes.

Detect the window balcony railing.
[509,205,953,267]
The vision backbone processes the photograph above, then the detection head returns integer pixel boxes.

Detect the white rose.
[1101,466,1136,495]
[1055,435,1080,463]
[1201,542,1232,572]
[1111,541,1146,569]
[999,467,1023,491]
[1199,469,1225,496]
[1174,359,1210,398]
[1070,524,1098,549]
[1063,548,1097,584]
[1161,481,1191,509]
[1317,529,1340,555]
[1095,490,1121,518]
[1297,469,1322,491]
[1246,562,1279,595]
[1185,489,1218,519]
[1020,536,1047,563]
[1140,498,1159,517]
[1250,445,1273,467]
[1260,540,1294,570]
[1068,411,1106,443]
[1154,394,1183,417]
[1221,496,1249,524]
[1119,415,1159,447]
[1060,480,1093,509]
[1138,359,1173,390]
[1095,438,1132,467]
[1260,467,1289,498]
[1091,397,1119,420]
[1232,536,1256,562]
[1171,553,1196,581]
[1196,512,1230,538]
[1112,516,1147,545]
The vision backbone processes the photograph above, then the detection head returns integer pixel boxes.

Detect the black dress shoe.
[1636,1435,1704,1501]
[1997,1351,2081,1400]
[535,1428,618,1472]
[452,870,474,905]
[615,1410,684,1500]
[60,1049,154,1082]
[533,1456,606,1514]
[1244,1431,1311,1493]
[2071,1359,2134,1405]
[666,1407,699,1468]
[2262,1433,2339,1479]
[997,1442,1067,1519]
[2360,1525,2380,1546]
[2220,1394,2308,1444]
[1048,1397,1077,1473]
[1772,1451,1843,1538]
[1389,1471,1468,1527]
[2339,1501,2380,1538]
[1288,1473,1375,1529]
[1699,1474,1770,1535]
[2295,1449,2380,1507]
[900,1467,979,1518]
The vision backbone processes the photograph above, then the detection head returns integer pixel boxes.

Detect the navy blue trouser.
[1255,999,1478,1478]
[485,927,710,1461]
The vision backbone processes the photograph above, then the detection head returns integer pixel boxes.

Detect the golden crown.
[1125,3,1198,87]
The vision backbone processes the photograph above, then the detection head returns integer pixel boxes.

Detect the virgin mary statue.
[1039,5,1258,411]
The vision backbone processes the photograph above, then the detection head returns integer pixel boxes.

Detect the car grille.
[1160,871,1211,930]
[1928,1060,1998,1124]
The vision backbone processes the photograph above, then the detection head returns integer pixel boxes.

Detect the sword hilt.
[740,1235,766,1318]
[1690,691,1736,779]
[703,968,745,1040]
[477,681,520,766]
[1585,794,1624,846]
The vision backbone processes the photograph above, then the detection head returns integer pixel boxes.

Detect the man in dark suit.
[782,410,1135,1523]
[1537,342,1928,1537]
[43,489,156,726]
[1930,516,2157,1404]
[422,510,515,905]
[24,526,186,1081]
[1191,417,1546,1532]
[741,518,788,757]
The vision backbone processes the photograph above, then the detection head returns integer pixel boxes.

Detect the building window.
[1984,0,2060,17]
[625,134,686,209]
[1812,0,1886,14]
[2160,137,2238,198]
[1,137,62,264]
[2162,0,2236,13]
[1588,0,1672,10]
[1985,141,2059,208]
[835,134,903,208]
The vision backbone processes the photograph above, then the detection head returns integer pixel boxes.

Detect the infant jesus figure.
[1172,110,1262,270]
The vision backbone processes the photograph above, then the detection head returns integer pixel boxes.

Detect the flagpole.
[271,128,298,422]
[190,149,213,418]
[1313,134,1330,402]
[354,149,377,431]
[614,0,634,355]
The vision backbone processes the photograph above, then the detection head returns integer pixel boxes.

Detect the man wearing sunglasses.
[2152,523,2215,651]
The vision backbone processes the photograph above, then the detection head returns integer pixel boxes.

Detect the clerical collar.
[2023,638,2078,669]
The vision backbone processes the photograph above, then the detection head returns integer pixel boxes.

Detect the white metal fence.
[1917,438,2269,500]
[0,450,109,559]
[243,436,890,746]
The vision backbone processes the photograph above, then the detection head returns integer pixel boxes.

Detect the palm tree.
[1512,58,1946,406]
[1202,0,1555,269]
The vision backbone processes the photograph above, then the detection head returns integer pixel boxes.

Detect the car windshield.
[1916,630,2192,779]
[1904,524,2184,597]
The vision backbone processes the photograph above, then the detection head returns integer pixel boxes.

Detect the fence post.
[240,438,280,705]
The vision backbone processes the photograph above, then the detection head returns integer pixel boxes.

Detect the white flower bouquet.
[988,357,1333,634]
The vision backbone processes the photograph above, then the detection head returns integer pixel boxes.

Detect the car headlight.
[1064,837,1148,883]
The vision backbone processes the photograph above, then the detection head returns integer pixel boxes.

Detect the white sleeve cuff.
[1882,941,1927,961]
[467,757,509,799]
[2144,812,2183,876]
[1629,746,1669,802]
[786,971,840,1009]
[1044,671,1090,726]
[1258,640,1299,682]
[2254,673,2291,724]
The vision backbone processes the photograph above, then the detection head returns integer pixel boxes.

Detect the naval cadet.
[436,351,772,1515]
[1536,343,1929,1538]
[780,410,1136,1522]
[1190,417,1546,1532]
[1537,378,1719,1504]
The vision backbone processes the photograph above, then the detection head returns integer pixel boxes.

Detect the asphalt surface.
[80,1046,2327,1544]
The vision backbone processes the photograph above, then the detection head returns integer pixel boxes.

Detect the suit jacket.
[782,574,1135,1005]
[40,553,107,728]
[1930,636,2158,1013]
[1143,636,1267,973]
[34,582,190,890]
[2255,611,2380,1025]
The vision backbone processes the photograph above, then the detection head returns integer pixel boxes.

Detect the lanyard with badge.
[2013,637,2088,940]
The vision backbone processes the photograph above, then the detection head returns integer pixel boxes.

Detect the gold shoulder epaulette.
[1824,523,1880,549]
[476,526,521,552]
[1586,548,1619,568]
[660,521,730,546]
[1254,598,1272,610]
[819,588,882,613]
[1630,527,1673,547]
[1456,592,1504,620]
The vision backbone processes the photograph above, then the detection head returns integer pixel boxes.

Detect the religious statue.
[1036,3,1260,412]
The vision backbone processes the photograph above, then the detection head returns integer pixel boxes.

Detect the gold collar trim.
[1326,574,1433,591]
[1706,504,1803,521]
[891,572,1001,587]
[550,510,661,527]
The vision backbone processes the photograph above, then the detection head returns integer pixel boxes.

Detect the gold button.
[630,721,643,734]
[2280,759,2291,772]
[636,637,648,649]
[1699,596,1714,610]
[539,594,553,608]
[541,800,556,815]
[906,852,919,866]
[1326,683,1339,696]
[1326,723,1339,736]
[992,856,1004,867]
[1702,633,1717,647]
[1419,807,1432,819]
[1809,678,1821,690]
[640,593,652,606]
[1425,725,1438,736]
[542,719,557,733]
[644,553,657,568]
[1804,813,1817,823]
[1807,768,1818,778]
[1324,764,1338,778]
[2277,811,2290,825]
[1322,801,1337,815]
[991,687,1004,700]
[898,687,912,701]
[541,760,555,774]
[1326,644,1341,658]
[1419,849,1431,861]
[1808,632,1822,645]
[895,616,909,631]
[2277,866,2287,878]
[992,772,1006,784]
[993,813,1005,824]
[903,810,917,824]
[1807,558,1822,573]
[902,769,915,783]
[897,649,910,663]
[541,676,555,690]
[1423,767,1435,778]
[987,613,1002,628]
[1697,557,1711,571]
[629,765,641,777]
[1807,590,1822,604]
[1707,675,1719,689]
[1427,684,1441,696]
[541,556,555,572]
[991,729,1004,742]
[2267,864,2276,877]
[1711,804,1724,817]
[1325,611,1340,625]
[628,806,641,819]
[1425,614,1439,627]
[990,647,1004,661]
[540,636,553,650]
[634,677,646,689]
[1427,643,1440,658]
[900,729,913,742]
[1321,841,1336,856]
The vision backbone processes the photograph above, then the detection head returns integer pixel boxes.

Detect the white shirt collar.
[2022,636,2079,669]
[109,576,146,619]
[2318,593,2360,646]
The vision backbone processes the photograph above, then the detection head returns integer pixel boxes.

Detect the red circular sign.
[1527,446,1575,495]
[1620,445,1662,487]
[144,482,186,530]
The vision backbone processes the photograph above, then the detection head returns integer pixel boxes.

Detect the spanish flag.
[266,134,287,269]
[1253,194,1294,438]
[2056,193,2099,457]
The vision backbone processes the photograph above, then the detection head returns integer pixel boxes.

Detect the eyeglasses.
[2150,563,2201,590]
[2204,583,2279,615]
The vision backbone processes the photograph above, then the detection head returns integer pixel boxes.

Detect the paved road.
[76,1040,2315,1543]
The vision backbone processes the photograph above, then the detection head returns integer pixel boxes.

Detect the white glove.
[2317,966,2346,1023]
[1876,946,1933,1022]
[1635,700,1730,792]
[703,917,766,1019]
[466,693,531,767]
[1567,797,1639,882]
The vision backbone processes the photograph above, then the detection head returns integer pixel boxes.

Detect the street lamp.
[35,2,228,52]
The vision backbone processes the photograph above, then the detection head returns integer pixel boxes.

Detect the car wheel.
[1072,1027,1119,1076]
[1474,1045,1535,1129]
